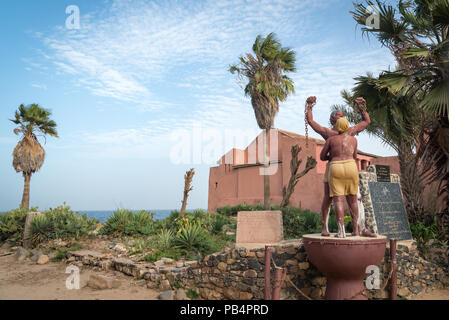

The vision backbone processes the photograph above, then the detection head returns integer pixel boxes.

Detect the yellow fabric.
[328,159,359,197]
[323,162,330,183]
[336,117,349,134]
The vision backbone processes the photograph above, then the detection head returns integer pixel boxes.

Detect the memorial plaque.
[375,165,391,182]
[368,182,412,240]
[236,211,283,244]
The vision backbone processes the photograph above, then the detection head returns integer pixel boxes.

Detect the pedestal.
[302,234,387,300]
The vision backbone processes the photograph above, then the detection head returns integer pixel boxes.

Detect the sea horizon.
[1,208,208,223]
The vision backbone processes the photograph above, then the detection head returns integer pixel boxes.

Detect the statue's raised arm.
[305,96,337,140]
[347,97,371,136]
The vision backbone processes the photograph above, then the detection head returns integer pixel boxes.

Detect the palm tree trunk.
[398,145,425,224]
[263,129,271,210]
[21,172,31,210]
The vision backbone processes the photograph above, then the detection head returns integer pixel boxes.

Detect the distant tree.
[280,145,317,209]
[230,33,296,210]
[11,104,58,209]
[180,168,195,216]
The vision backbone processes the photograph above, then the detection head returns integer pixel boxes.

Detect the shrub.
[0,207,34,243]
[410,219,443,256]
[30,204,98,245]
[174,222,208,252]
[99,209,156,236]
[158,228,175,251]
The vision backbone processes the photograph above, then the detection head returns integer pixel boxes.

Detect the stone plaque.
[368,182,412,240]
[236,211,283,244]
[375,165,391,183]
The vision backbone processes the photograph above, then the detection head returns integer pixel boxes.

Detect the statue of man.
[305,96,371,236]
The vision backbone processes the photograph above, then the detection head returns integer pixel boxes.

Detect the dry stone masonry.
[66,239,445,300]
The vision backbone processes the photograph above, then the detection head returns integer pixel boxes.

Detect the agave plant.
[158,228,175,251]
[175,222,207,252]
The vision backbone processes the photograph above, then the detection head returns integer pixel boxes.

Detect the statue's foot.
[352,228,360,237]
[361,229,377,237]
[321,230,330,237]
[334,233,346,238]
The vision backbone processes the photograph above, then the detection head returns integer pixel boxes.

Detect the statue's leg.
[321,183,331,237]
[346,194,359,236]
[333,196,346,238]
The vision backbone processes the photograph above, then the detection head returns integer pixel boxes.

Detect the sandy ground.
[0,254,159,300]
[1,252,448,300]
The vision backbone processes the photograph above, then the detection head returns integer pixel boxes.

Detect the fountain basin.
[302,234,387,300]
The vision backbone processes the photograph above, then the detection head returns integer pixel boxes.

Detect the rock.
[176,262,184,268]
[398,287,409,297]
[239,292,253,300]
[224,288,239,300]
[158,290,174,300]
[217,262,227,272]
[184,261,198,268]
[311,277,326,286]
[1,242,11,252]
[159,279,171,291]
[174,289,188,300]
[161,257,174,264]
[310,288,321,299]
[15,247,29,261]
[154,260,165,267]
[299,262,310,270]
[135,280,146,286]
[108,242,115,249]
[37,255,49,265]
[31,252,43,262]
[243,270,257,278]
[88,275,121,290]
[113,244,127,253]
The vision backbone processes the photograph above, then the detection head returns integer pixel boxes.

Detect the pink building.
[208,129,399,213]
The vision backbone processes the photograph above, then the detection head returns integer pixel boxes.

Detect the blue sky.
[0,0,397,212]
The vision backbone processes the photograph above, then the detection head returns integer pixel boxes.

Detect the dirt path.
[0,254,159,300]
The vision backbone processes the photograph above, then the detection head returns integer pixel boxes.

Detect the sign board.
[368,182,412,240]
[375,165,391,183]
[236,211,283,244]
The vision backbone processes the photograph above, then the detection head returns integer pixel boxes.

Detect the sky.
[0,0,398,212]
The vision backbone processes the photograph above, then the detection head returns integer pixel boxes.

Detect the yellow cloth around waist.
[328,159,359,197]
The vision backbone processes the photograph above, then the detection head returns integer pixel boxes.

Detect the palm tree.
[351,0,449,214]
[230,33,296,210]
[10,104,58,209]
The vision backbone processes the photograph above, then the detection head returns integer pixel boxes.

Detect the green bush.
[410,219,444,256]
[30,204,98,245]
[158,228,175,251]
[0,207,34,243]
[99,209,156,236]
[174,222,208,252]
[216,203,265,216]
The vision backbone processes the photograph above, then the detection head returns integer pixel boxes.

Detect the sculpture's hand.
[306,96,317,109]
[354,97,366,113]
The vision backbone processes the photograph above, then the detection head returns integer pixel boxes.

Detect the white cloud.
[33,0,397,158]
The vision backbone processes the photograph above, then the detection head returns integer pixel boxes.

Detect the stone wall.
[67,239,445,300]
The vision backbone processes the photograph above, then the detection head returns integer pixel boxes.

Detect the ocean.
[81,210,175,223]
